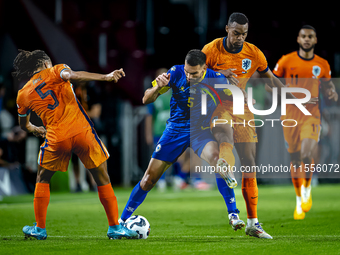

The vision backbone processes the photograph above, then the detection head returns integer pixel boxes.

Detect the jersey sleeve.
[272,55,286,78]
[256,48,269,73]
[51,64,72,82]
[322,60,332,81]
[151,66,177,95]
[16,91,31,117]
[202,43,215,69]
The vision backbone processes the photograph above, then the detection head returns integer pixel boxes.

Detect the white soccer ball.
[125,215,150,239]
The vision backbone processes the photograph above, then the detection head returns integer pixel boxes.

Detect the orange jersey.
[17,64,92,143]
[202,37,268,90]
[273,51,331,119]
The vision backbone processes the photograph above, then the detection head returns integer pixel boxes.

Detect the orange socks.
[290,162,304,196]
[98,183,119,226]
[242,173,258,219]
[219,142,235,168]
[33,183,119,228]
[220,142,257,219]
[291,158,314,196]
[304,158,314,187]
[34,183,50,229]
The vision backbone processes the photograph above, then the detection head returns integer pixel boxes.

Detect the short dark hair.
[300,25,317,35]
[185,49,206,66]
[12,49,51,81]
[228,12,248,25]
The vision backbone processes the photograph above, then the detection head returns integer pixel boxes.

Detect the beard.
[188,77,201,84]
[299,43,315,52]
[231,42,243,50]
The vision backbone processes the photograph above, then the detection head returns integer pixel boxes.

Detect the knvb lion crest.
[242,58,252,72]
[312,65,321,78]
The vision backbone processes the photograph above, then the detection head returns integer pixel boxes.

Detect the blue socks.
[121,177,238,221]
[121,181,149,221]
[216,176,239,214]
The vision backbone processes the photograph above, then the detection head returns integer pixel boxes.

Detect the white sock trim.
[247,218,258,226]
[296,196,303,213]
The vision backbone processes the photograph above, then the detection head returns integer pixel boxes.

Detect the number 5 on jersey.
[35,82,59,110]
[187,97,194,108]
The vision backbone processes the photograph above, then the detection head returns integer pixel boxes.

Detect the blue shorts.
[152,122,215,163]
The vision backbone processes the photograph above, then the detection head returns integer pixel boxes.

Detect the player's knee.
[140,170,161,191]
[301,151,312,164]
[140,177,157,191]
[212,126,234,145]
[240,156,256,169]
[206,150,219,166]
[36,167,54,183]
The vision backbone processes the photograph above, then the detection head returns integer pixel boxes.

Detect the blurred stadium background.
[0,0,339,196]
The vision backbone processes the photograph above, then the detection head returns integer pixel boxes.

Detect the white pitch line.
[2,235,340,239]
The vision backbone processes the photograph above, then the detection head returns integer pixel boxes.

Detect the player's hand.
[303,97,319,105]
[326,88,338,102]
[217,68,239,85]
[106,68,125,83]
[156,73,170,88]
[33,126,46,139]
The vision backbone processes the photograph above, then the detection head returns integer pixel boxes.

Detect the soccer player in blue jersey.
[119,49,245,232]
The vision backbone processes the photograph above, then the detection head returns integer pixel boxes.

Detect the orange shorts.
[210,101,258,143]
[282,116,321,153]
[37,128,109,172]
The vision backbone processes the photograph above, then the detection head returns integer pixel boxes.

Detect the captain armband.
[152,80,170,95]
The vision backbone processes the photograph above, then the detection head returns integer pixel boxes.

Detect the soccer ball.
[125,215,150,239]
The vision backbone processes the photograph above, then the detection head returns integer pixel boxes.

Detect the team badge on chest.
[312,65,321,78]
[242,58,252,73]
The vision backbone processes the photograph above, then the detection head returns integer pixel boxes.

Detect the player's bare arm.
[261,69,318,104]
[142,73,170,104]
[261,69,290,92]
[18,113,46,139]
[322,80,338,101]
[61,68,125,83]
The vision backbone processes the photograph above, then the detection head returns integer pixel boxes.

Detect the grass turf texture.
[0,184,339,255]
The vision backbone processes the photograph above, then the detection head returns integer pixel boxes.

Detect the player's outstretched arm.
[142,73,170,104]
[261,69,288,93]
[19,113,46,139]
[62,68,125,83]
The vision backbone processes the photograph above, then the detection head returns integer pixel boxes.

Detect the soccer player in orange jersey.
[13,49,137,240]
[272,25,338,220]
[202,13,314,239]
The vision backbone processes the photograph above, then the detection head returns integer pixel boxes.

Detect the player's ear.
[203,64,207,70]
[225,25,229,33]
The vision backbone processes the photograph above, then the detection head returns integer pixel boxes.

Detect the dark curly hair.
[228,12,249,25]
[12,49,51,81]
[185,49,206,67]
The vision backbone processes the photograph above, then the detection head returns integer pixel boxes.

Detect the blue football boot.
[23,223,47,240]
[107,223,138,239]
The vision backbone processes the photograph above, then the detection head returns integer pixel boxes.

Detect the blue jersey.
[153,65,229,129]
[151,65,229,163]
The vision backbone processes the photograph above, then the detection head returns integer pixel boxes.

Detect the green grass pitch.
[0,184,339,255]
